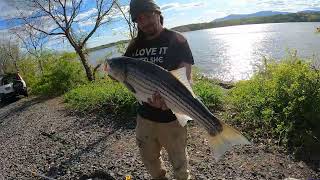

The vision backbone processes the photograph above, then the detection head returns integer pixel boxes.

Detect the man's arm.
[173,32,194,84]
[179,62,193,85]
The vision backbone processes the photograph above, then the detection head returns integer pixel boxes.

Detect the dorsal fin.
[170,67,195,97]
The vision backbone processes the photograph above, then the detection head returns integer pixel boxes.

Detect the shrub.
[193,78,224,110]
[64,78,137,116]
[17,57,39,89]
[228,55,320,157]
[31,52,87,96]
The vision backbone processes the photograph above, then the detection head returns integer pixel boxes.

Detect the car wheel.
[0,94,4,102]
[24,89,29,97]
[0,95,7,102]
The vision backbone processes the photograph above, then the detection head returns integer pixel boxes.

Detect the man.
[124,0,194,179]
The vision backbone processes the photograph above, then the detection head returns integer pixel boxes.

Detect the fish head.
[104,57,127,82]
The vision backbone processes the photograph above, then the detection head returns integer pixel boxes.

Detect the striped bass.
[105,56,250,159]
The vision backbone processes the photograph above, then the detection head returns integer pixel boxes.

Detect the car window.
[1,74,19,85]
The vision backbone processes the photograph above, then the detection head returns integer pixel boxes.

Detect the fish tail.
[206,122,250,160]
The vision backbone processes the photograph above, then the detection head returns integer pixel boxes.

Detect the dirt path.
[0,97,319,180]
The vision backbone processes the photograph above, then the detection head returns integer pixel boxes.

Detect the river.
[88,22,320,81]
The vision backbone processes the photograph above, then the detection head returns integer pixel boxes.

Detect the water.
[88,22,320,81]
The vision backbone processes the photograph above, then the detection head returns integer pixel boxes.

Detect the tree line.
[172,12,320,32]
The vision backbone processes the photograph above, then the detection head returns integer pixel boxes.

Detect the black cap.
[130,0,161,22]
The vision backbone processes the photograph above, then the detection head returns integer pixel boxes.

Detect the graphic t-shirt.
[124,28,194,123]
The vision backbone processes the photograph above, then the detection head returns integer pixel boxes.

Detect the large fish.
[105,56,250,159]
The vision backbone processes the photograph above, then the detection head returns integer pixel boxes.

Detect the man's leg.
[158,120,190,180]
[136,115,167,179]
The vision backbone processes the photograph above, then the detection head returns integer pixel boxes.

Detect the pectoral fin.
[174,112,193,127]
[170,67,195,97]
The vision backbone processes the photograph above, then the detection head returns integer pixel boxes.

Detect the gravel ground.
[0,96,319,180]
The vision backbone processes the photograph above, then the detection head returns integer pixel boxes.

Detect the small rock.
[298,161,304,168]
[143,173,149,179]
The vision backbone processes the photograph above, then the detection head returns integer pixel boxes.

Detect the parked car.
[0,73,28,101]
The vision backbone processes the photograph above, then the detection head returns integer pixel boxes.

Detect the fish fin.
[134,91,151,104]
[206,122,250,160]
[170,67,195,96]
[123,81,151,104]
[174,112,193,127]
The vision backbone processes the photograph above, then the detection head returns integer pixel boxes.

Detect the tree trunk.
[14,60,19,72]
[38,59,43,74]
[66,32,94,81]
[77,50,94,81]
[93,64,101,79]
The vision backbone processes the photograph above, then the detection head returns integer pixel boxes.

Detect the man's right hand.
[147,91,168,110]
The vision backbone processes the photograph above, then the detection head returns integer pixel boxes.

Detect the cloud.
[160,2,205,12]
[78,5,129,27]
[0,0,36,19]
[75,8,98,21]
[254,0,320,12]
[0,0,19,18]
[201,10,227,21]
[161,3,179,11]
[111,26,126,32]
[79,19,96,27]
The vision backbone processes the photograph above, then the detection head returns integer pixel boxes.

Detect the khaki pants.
[136,115,190,180]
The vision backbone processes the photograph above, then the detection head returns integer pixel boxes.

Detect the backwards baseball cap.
[130,0,161,22]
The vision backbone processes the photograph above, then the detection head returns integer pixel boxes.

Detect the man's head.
[130,0,163,37]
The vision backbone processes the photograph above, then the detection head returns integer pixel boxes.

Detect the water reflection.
[89,22,320,82]
[216,25,268,81]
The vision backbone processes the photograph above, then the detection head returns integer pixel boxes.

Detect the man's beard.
[143,24,158,36]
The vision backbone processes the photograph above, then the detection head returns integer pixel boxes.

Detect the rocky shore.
[0,97,318,179]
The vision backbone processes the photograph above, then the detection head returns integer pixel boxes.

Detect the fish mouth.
[103,63,110,75]
[103,63,118,82]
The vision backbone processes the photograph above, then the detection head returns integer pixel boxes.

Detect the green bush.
[228,56,320,156]
[64,78,137,116]
[193,78,224,110]
[17,57,39,89]
[30,52,87,96]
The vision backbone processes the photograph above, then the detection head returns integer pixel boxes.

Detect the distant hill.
[299,10,320,13]
[213,11,290,22]
[86,39,129,52]
[172,12,320,32]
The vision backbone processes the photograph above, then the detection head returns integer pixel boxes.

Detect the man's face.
[136,11,161,36]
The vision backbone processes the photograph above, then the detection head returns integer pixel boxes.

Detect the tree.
[12,0,117,81]
[0,37,20,74]
[114,0,137,39]
[11,26,48,74]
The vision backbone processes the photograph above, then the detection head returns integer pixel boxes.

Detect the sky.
[0,0,320,49]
